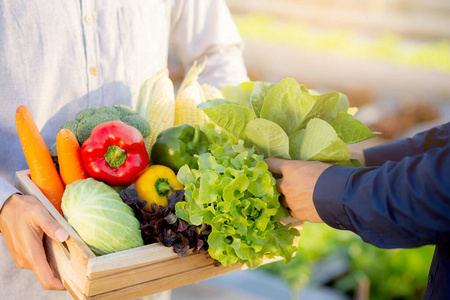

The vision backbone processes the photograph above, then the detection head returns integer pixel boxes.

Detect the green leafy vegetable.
[249,81,275,117]
[198,101,256,140]
[246,118,291,159]
[120,186,211,258]
[61,178,144,255]
[221,85,252,108]
[260,78,305,136]
[199,77,378,164]
[299,91,340,126]
[175,137,299,269]
[289,118,350,162]
[330,112,380,144]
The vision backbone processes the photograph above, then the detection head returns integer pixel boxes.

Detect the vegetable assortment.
[15,65,378,270]
[15,105,151,254]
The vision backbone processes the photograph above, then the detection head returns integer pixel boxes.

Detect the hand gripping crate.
[16,170,302,300]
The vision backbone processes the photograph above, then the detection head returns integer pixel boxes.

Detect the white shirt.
[0,1,248,298]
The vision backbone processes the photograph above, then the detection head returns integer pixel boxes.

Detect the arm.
[0,177,22,208]
[266,142,450,249]
[169,0,249,88]
[314,144,450,248]
[364,122,449,166]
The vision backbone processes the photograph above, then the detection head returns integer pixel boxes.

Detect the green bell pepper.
[150,124,210,173]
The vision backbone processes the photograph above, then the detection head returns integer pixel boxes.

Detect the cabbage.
[61,178,144,255]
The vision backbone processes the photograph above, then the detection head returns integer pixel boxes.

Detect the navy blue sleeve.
[313,137,450,249]
[364,122,449,166]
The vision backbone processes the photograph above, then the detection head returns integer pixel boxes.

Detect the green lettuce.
[246,118,291,159]
[199,77,379,164]
[289,118,350,161]
[199,100,256,141]
[250,81,276,117]
[175,138,299,269]
[330,112,380,144]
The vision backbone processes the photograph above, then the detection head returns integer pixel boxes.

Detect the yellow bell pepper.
[135,165,183,211]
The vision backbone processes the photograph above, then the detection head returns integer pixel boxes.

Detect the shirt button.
[90,66,98,75]
[428,274,433,284]
[85,15,93,24]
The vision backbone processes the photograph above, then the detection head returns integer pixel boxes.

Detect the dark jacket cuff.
[313,165,357,232]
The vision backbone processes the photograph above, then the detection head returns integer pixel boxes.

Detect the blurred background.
[171,1,449,299]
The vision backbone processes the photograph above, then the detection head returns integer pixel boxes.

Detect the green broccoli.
[61,119,79,134]
[74,106,98,120]
[61,105,151,144]
[121,115,151,138]
[113,104,135,118]
[76,113,121,144]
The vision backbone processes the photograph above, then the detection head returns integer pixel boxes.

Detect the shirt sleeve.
[169,0,249,89]
[364,122,450,166]
[313,142,450,249]
[0,177,22,212]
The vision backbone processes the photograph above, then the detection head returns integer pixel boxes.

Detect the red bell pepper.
[81,121,149,187]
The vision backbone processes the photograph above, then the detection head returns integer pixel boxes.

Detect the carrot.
[15,105,65,215]
[56,128,89,186]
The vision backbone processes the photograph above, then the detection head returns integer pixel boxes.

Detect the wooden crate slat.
[86,222,301,296]
[86,243,179,279]
[86,257,285,300]
[86,252,216,296]
[86,265,237,300]
[44,235,88,297]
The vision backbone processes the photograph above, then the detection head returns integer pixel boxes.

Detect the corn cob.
[201,83,224,129]
[174,59,209,127]
[348,107,358,116]
[136,69,175,155]
[201,83,223,100]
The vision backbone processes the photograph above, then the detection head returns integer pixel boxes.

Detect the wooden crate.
[15,170,302,300]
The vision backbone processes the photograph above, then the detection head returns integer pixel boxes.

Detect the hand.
[265,158,331,223]
[348,144,366,166]
[0,194,68,290]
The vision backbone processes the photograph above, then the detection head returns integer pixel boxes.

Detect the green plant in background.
[261,222,434,300]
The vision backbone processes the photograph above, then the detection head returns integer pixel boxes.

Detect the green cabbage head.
[61,178,143,255]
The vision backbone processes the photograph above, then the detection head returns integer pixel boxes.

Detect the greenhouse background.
[170,1,449,299]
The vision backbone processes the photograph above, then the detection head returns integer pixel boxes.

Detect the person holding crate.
[0,1,249,299]
[266,122,450,300]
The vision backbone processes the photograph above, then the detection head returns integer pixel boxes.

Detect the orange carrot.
[56,128,89,186]
[15,105,65,215]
